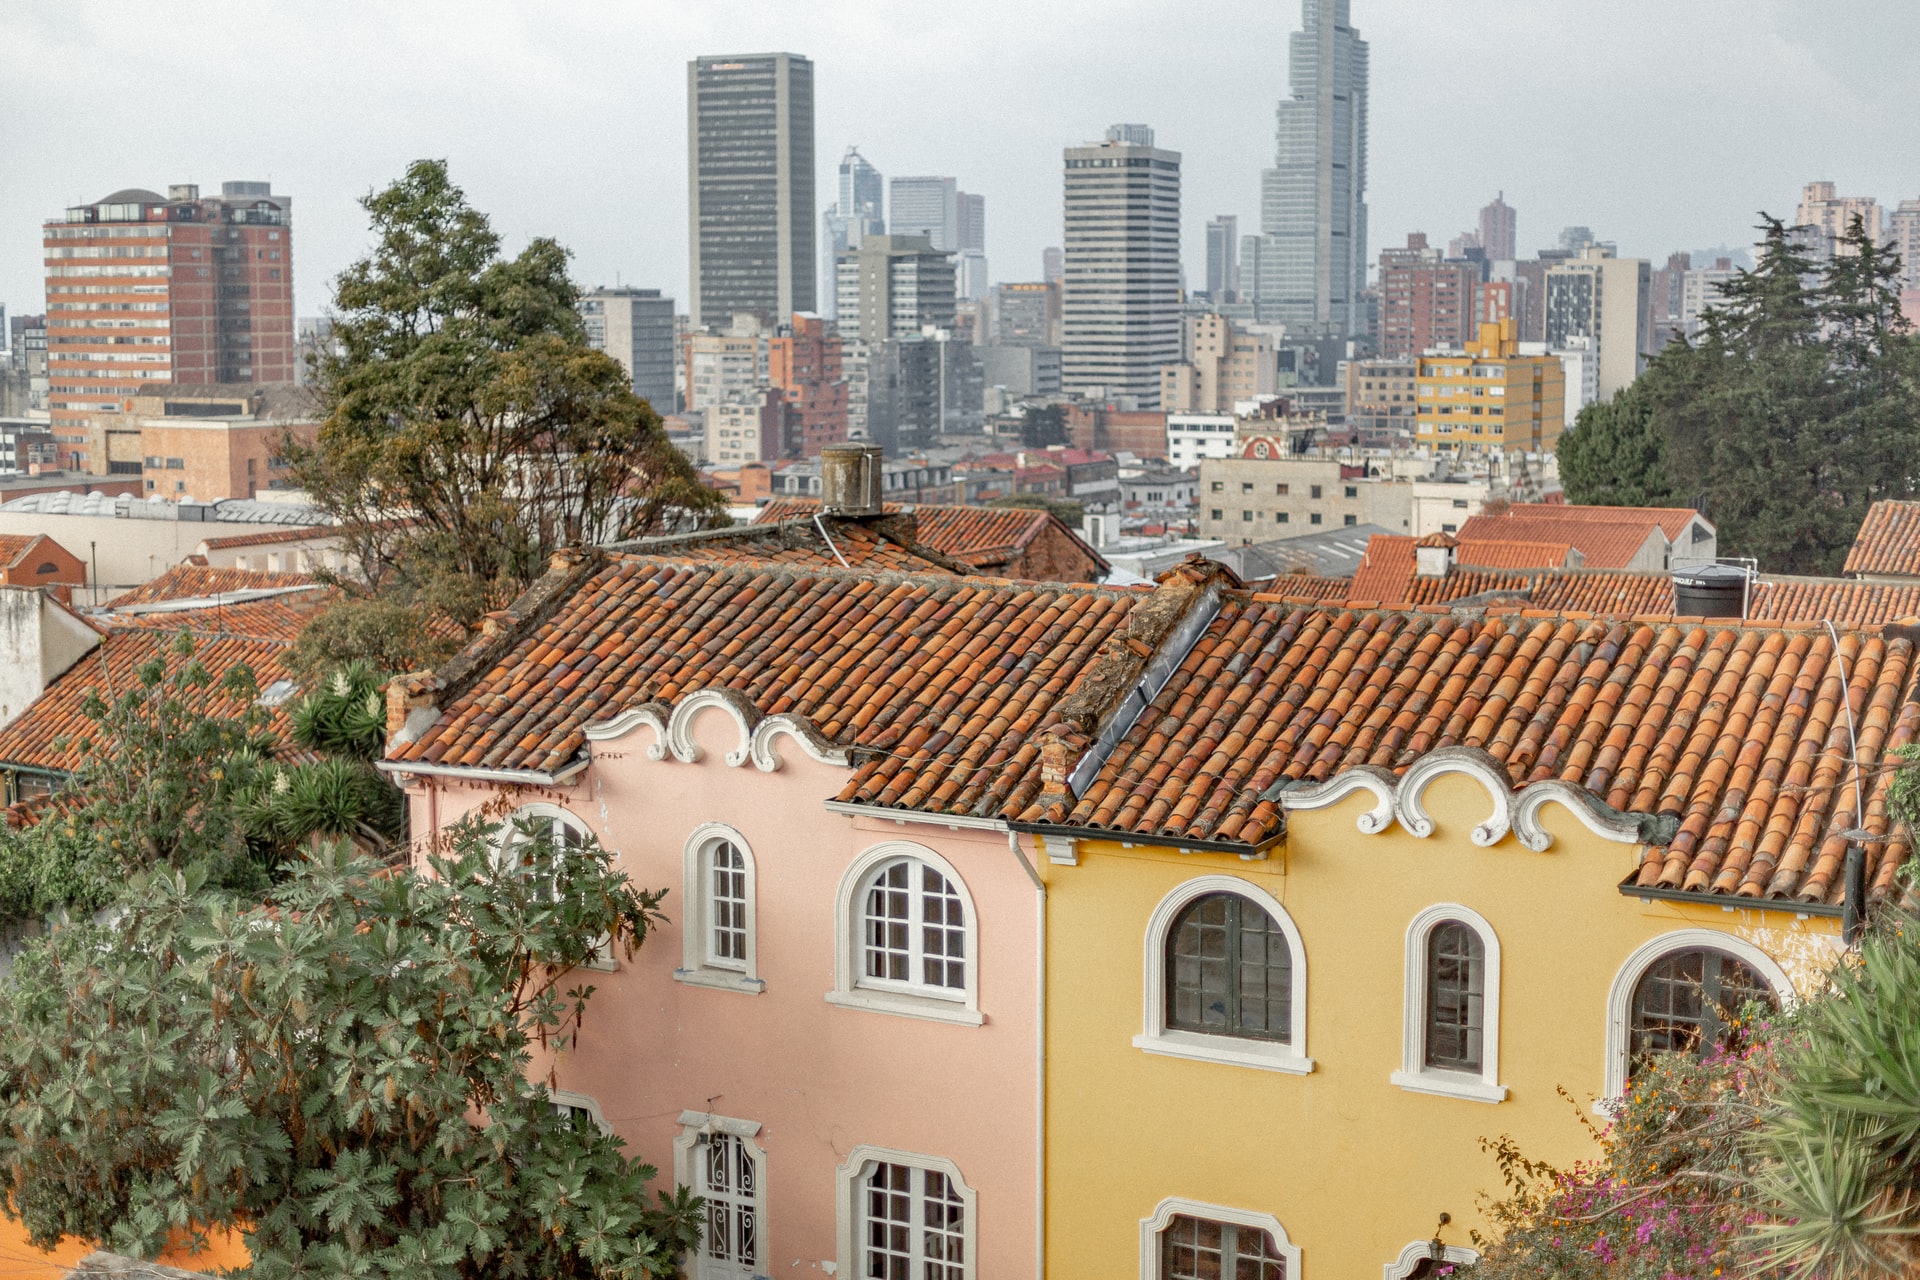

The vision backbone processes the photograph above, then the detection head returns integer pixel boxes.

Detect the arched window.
[1138,876,1311,1074]
[1141,1199,1300,1280]
[496,802,590,880]
[828,844,981,1026]
[677,824,763,994]
[835,1146,975,1280]
[1393,905,1506,1103]
[1604,930,1791,1100]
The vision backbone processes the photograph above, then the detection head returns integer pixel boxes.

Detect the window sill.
[825,987,984,1027]
[674,967,765,995]
[1133,1031,1314,1076]
[1389,1069,1508,1104]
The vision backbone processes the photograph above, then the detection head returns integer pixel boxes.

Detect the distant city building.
[1242,0,1368,337]
[44,182,293,473]
[1890,199,1920,293]
[1160,314,1275,413]
[1062,124,1182,406]
[990,281,1063,349]
[687,52,815,328]
[6,314,48,415]
[681,314,770,416]
[578,287,675,411]
[957,191,985,254]
[1795,180,1882,261]
[119,383,317,501]
[1377,233,1475,358]
[1558,226,1597,255]
[1478,192,1516,262]
[293,317,335,387]
[1648,252,1689,352]
[866,331,980,451]
[954,252,989,304]
[821,146,884,318]
[706,386,795,466]
[1415,318,1566,454]
[977,345,1061,398]
[890,176,958,251]
[769,313,848,455]
[1343,356,1417,446]
[1447,230,1482,261]
[1679,258,1738,338]
[834,234,957,343]
[1042,247,1064,284]
[1543,245,1651,400]
[1205,215,1240,302]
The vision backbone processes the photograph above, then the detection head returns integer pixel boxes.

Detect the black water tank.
[1672,563,1750,618]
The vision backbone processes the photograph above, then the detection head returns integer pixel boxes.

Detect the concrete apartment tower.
[1795,181,1881,262]
[1478,192,1517,262]
[1243,0,1368,337]
[821,146,884,318]
[43,182,293,473]
[1061,124,1182,406]
[833,235,957,343]
[687,52,815,329]
[578,287,676,410]
[1544,246,1651,401]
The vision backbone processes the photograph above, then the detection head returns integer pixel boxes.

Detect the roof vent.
[1672,562,1751,619]
[1414,532,1457,579]
[820,444,884,517]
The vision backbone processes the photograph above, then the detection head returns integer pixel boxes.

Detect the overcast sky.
[4,0,1919,326]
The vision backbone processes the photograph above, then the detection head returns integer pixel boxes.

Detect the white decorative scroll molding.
[750,712,851,771]
[1279,746,1648,850]
[585,691,846,772]
[1277,765,1397,834]
[581,701,673,758]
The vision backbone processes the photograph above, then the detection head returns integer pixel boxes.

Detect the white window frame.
[1384,1240,1479,1278]
[1392,903,1507,1103]
[497,803,615,971]
[835,1144,977,1280]
[547,1087,611,1136]
[1601,928,1793,1103]
[674,1111,769,1280]
[826,842,983,1027]
[1135,875,1313,1075]
[1140,1197,1301,1280]
[676,822,764,995]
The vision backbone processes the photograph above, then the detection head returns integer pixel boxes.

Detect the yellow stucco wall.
[1042,773,1840,1279]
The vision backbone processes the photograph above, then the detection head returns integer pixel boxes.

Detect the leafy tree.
[0,634,281,923]
[1473,1038,1776,1278]
[0,827,702,1278]
[1556,381,1685,508]
[1019,403,1067,449]
[988,491,1084,526]
[1640,215,1920,574]
[286,596,458,686]
[290,159,724,643]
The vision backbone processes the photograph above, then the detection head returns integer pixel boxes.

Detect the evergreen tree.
[1557,380,1685,508]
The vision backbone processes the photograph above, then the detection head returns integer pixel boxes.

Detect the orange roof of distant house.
[1843,499,1920,578]
[1502,502,1706,541]
[753,499,1107,576]
[198,525,334,551]
[107,564,318,608]
[1454,539,1577,570]
[1457,513,1659,570]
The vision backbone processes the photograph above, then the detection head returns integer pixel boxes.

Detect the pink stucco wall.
[407,701,1040,1279]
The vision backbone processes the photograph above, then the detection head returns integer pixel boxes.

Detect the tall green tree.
[0,829,702,1278]
[1557,380,1685,508]
[291,159,723,647]
[1646,215,1920,574]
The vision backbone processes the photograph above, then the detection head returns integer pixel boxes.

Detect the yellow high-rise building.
[1414,318,1565,454]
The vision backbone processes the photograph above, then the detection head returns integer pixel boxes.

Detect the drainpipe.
[1008,829,1046,1280]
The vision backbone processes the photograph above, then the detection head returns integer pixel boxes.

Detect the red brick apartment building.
[44,182,293,472]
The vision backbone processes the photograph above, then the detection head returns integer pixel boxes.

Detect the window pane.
[923,1169,966,1280]
[859,859,968,996]
[865,862,913,982]
[1425,922,1485,1072]
[1629,948,1777,1076]
[920,865,967,990]
[1167,894,1291,1043]
[708,840,748,966]
[1162,1215,1286,1280]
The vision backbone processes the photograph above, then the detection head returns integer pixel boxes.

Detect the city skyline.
[3,0,1919,326]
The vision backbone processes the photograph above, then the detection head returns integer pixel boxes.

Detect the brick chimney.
[1414,532,1457,579]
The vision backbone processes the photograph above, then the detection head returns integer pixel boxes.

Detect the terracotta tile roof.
[1843,500,1920,578]
[0,534,57,571]
[390,555,1142,819]
[1454,539,1577,570]
[198,525,334,551]
[1457,513,1659,570]
[1251,572,1353,602]
[618,517,966,576]
[1503,502,1707,542]
[0,630,296,776]
[107,565,317,608]
[101,594,330,644]
[754,499,1108,576]
[1348,535,1419,604]
[1025,598,1917,905]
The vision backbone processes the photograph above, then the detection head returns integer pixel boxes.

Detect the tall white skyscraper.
[1061,124,1181,406]
[1243,0,1368,337]
[822,146,884,316]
